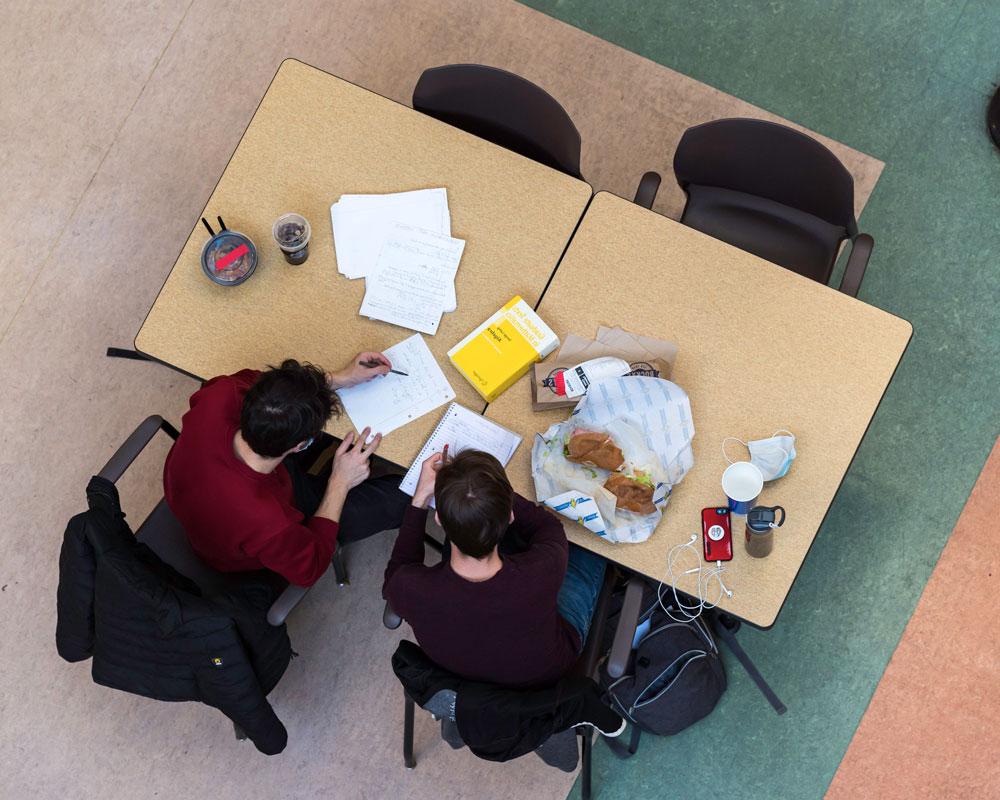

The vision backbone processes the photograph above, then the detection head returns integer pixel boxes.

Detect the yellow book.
[448,297,560,402]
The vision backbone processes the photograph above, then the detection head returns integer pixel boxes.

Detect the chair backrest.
[673,118,857,232]
[413,64,583,178]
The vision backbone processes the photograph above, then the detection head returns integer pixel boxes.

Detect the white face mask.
[723,429,796,482]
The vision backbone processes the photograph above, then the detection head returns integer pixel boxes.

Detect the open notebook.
[399,403,523,503]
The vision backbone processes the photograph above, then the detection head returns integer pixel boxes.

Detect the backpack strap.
[603,725,641,759]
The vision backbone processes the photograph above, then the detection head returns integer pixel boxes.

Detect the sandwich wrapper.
[532,376,695,544]
[531,326,679,410]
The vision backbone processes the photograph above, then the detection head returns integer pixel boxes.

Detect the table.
[485,192,912,628]
[135,59,592,465]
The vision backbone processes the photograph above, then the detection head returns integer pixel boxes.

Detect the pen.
[360,358,408,377]
[442,444,449,464]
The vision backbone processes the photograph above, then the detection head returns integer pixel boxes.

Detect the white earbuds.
[658,532,735,622]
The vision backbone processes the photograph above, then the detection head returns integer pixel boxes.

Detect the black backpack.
[599,581,727,756]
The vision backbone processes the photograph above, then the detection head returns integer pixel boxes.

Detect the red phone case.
[702,507,733,561]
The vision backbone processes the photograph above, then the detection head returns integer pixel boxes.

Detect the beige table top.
[135,59,591,465]
[485,192,912,627]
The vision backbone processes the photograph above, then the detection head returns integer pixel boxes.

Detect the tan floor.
[0,2,881,798]
[825,437,1000,800]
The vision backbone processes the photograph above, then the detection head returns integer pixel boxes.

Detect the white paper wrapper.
[532,376,695,543]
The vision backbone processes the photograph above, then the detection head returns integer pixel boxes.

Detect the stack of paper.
[330,189,466,335]
[330,188,451,279]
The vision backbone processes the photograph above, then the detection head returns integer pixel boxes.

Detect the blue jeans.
[556,544,607,649]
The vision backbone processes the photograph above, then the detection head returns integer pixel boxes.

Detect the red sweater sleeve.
[248,517,339,587]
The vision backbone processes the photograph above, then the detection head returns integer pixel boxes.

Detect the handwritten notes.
[399,403,523,505]
[359,223,465,335]
[336,333,455,439]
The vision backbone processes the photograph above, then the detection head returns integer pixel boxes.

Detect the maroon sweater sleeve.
[246,517,339,587]
[508,493,569,577]
[383,505,428,606]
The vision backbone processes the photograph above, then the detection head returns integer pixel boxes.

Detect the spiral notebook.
[399,403,523,502]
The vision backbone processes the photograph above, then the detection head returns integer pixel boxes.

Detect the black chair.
[384,551,642,800]
[413,64,583,179]
[664,117,873,296]
[98,416,335,736]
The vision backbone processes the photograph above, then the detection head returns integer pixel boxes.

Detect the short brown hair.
[435,450,514,559]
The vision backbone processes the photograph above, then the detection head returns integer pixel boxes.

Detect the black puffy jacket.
[56,477,292,754]
[392,640,622,762]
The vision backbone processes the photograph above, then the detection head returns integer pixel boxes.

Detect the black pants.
[285,434,409,544]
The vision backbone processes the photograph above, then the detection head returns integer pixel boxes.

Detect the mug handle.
[770,506,786,528]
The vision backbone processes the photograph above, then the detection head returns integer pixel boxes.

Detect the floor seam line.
[0,0,196,351]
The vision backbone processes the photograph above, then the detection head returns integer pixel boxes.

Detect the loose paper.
[360,223,465,334]
[330,188,451,279]
[336,333,455,439]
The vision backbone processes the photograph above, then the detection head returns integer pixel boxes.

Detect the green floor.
[520,2,1000,798]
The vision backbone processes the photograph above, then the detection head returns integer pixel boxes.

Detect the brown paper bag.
[531,327,679,410]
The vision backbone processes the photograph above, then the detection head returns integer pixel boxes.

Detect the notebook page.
[399,403,523,498]
[336,334,455,439]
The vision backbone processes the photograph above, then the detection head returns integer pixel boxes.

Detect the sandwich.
[565,430,625,471]
[604,472,657,514]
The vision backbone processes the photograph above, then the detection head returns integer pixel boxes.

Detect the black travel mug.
[745,505,785,558]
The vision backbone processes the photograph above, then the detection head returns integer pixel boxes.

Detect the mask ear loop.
[721,437,748,464]
[773,428,794,439]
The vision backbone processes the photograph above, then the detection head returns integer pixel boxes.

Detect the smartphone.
[701,507,733,562]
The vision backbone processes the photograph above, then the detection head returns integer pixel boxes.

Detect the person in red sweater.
[164,353,408,587]
[383,449,607,688]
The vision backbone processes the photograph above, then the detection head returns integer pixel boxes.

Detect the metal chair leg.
[580,730,592,800]
[711,611,787,715]
[332,548,349,586]
[403,693,416,769]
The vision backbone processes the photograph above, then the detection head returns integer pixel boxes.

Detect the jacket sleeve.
[194,621,288,755]
[55,513,96,662]
[247,517,339,587]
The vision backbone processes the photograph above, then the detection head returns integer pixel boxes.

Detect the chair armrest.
[267,583,310,626]
[383,600,403,630]
[633,171,662,209]
[98,415,179,484]
[839,233,873,297]
[606,577,644,679]
[578,566,619,677]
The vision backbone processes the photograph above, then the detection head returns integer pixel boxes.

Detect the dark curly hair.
[240,360,340,457]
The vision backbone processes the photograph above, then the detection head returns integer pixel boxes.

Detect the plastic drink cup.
[200,230,258,286]
[722,461,764,515]
[272,213,311,265]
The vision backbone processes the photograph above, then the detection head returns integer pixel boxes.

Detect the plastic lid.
[201,231,258,286]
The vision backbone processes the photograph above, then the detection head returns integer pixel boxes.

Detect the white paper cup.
[722,462,764,515]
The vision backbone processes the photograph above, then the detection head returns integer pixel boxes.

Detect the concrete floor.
[2,1,997,799]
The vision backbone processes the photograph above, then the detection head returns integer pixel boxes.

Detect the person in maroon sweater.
[383,449,607,688]
[164,354,408,587]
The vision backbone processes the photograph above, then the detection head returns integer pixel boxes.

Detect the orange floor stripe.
[825,437,1000,799]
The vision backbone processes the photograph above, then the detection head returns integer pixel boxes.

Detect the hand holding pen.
[360,357,408,377]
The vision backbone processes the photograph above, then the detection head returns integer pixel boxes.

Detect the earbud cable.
[657,534,733,623]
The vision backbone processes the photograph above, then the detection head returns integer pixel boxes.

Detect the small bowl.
[200,231,258,286]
